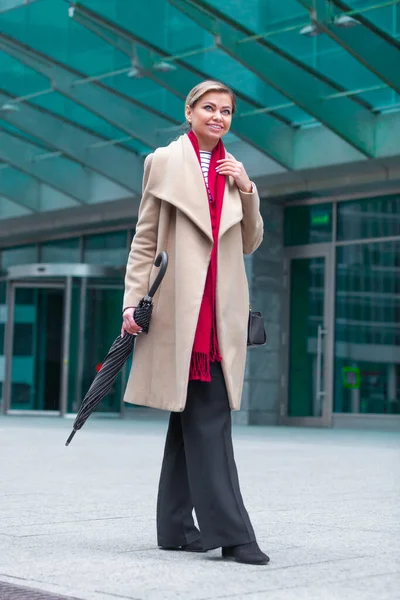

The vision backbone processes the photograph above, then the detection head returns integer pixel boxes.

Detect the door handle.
[316,324,327,407]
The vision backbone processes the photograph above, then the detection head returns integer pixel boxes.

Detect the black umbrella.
[65,251,168,446]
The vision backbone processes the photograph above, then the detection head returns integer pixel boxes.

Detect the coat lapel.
[219,176,243,240]
[148,135,213,242]
[147,136,243,243]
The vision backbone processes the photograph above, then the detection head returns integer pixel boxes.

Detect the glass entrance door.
[2,264,125,417]
[5,284,65,413]
[281,246,333,426]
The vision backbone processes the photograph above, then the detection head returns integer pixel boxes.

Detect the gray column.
[238,198,284,426]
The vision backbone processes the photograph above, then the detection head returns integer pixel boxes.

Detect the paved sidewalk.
[0,416,399,600]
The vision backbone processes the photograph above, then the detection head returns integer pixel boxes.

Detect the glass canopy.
[0,0,400,219]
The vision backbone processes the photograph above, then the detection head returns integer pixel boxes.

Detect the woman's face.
[186,91,233,150]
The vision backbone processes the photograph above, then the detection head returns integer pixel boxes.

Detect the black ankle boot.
[222,541,269,565]
[160,539,207,553]
[182,540,207,553]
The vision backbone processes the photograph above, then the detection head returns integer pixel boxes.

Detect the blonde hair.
[185,80,236,120]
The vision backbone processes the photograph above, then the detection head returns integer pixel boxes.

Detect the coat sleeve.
[123,154,161,310]
[239,183,264,255]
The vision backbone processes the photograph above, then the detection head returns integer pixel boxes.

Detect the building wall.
[1,191,400,428]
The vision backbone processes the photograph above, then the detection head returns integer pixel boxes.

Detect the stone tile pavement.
[0,415,399,600]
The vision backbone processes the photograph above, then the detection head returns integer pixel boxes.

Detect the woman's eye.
[203,105,231,115]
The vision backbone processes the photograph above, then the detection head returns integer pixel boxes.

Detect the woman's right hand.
[121,307,142,337]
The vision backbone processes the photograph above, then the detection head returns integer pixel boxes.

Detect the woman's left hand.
[216,158,252,193]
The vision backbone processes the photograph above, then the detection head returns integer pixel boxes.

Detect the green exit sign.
[311,212,330,226]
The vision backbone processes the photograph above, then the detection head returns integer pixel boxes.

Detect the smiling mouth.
[207,124,223,131]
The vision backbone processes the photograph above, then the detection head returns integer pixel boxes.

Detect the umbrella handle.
[146,252,168,299]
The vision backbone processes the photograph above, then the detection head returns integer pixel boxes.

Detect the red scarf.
[188,131,225,382]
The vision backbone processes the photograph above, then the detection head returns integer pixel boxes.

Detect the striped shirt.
[200,150,212,202]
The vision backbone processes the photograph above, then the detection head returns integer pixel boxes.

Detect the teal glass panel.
[0,0,128,75]
[288,256,325,417]
[1,0,399,136]
[10,287,64,411]
[0,44,150,155]
[0,52,49,100]
[287,3,394,112]
[2,245,37,268]
[334,241,400,415]
[179,0,399,115]
[284,203,332,246]
[40,238,81,263]
[314,34,393,109]
[337,195,400,241]
[80,0,313,125]
[1,122,46,148]
[80,286,124,414]
[84,231,128,266]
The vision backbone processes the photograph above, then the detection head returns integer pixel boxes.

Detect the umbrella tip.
[65,430,76,446]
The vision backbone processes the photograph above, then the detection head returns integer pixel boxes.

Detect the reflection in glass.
[334,241,400,414]
[77,286,124,414]
[84,232,128,266]
[337,195,400,241]
[288,257,325,417]
[284,204,332,246]
[10,287,64,411]
[40,238,80,263]
[2,245,38,268]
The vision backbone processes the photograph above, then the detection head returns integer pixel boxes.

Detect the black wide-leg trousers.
[156,362,256,551]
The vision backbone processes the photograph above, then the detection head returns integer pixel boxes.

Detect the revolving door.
[1,264,126,416]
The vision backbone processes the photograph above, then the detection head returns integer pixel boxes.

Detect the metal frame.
[71,1,400,171]
[75,276,87,414]
[0,0,41,13]
[170,0,376,157]
[70,2,294,167]
[280,243,334,427]
[5,263,122,280]
[0,33,177,150]
[1,221,134,251]
[60,276,72,417]
[7,410,61,416]
[297,0,400,95]
[284,185,400,208]
[0,131,90,205]
[0,167,41,212]
[282,195,400,426]
[2,280,65,415]
[2,263,125,417]
[0,90,144,195]
[3,279,14,415]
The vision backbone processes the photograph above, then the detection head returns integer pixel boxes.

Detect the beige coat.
[123,134,263,412]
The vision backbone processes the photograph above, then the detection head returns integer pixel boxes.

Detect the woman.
[122,81,269,565]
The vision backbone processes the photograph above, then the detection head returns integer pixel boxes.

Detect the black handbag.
[247,309,267,347]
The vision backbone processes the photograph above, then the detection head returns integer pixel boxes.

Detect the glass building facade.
[1,192,399,429]
[0,0,399,429]
[283,193,400,427]
[0,230,131,417]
